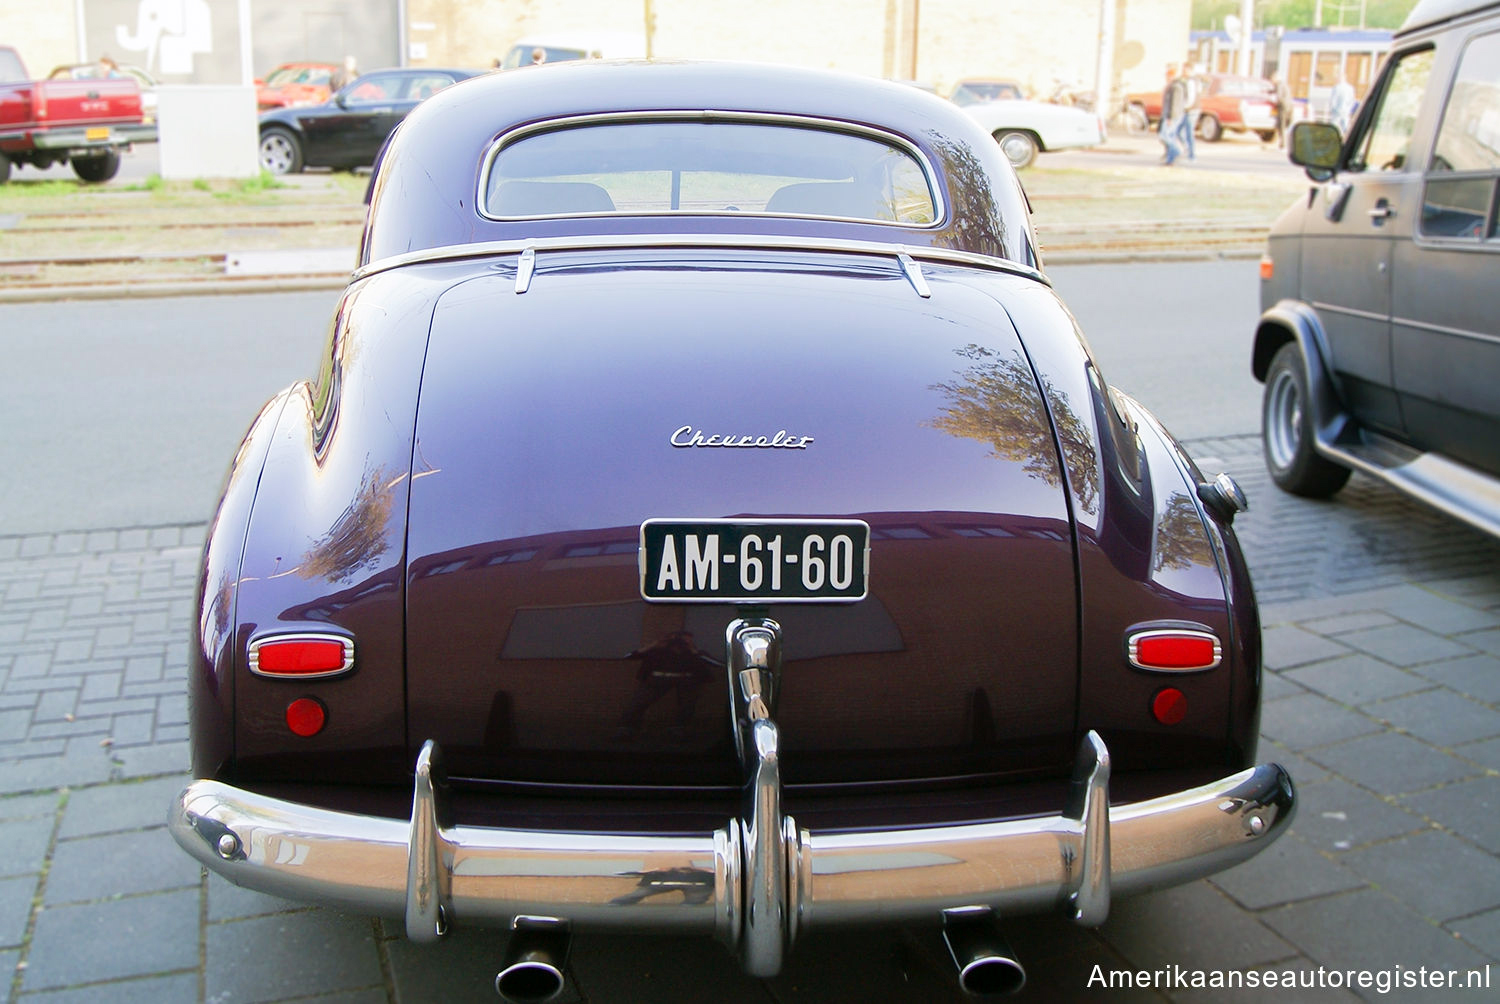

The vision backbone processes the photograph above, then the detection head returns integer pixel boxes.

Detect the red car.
[0,45,154,183]
[256,61,338,110]
[1131,73,1281,141]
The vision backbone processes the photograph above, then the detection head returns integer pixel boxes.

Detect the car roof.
[360,59,1034,270]
[1400,0,1500,35]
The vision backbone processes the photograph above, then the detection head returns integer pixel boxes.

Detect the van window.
[1430,32,1500,173]
[1349,48,1435,173]
[1422,32,1500,239]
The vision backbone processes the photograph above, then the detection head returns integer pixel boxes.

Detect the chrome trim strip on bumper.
[170,746,1294,974]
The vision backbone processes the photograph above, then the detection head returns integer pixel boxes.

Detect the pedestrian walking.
[330,55,358,92]
[1158,66,1188,165]
[1273,76,1292,147]
[1329,71,1356,133]
[1173,64,1203,160]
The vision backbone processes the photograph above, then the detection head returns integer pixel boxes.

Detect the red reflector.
[250,636,352,676]
[1128,628,1221,672]
[286,697,327,736]
[1259,254,1274,281]
[1152,688,1188,726]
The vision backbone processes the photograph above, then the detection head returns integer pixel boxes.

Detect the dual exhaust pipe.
[495,917,570,1003]
[492,909,1025,1001]
[943,907,1027,997]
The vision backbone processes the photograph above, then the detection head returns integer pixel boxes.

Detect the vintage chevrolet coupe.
[171,60,1293,999]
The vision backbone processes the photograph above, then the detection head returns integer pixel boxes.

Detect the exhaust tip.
[958,956,1026,997]
[495,960,565,1003]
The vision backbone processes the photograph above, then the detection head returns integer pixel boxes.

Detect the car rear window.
[482,119,939,225]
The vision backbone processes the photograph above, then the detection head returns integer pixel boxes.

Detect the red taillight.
[1152,687,1188,725]
[249,634,353,677]
[1127,627,1221,672]
[286,697,327,736]
[1259,254,1274,280]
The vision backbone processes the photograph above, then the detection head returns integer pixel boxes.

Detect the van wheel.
[1197,115,1223,142]
[1262,343,1351,497]
[72,150,120,183]
[0,152,10,185]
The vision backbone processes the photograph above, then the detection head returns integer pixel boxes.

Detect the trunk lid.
[404,251,1078,790]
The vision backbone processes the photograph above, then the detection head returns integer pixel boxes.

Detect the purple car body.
[173,60,1292,997]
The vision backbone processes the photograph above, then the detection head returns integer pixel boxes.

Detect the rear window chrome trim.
[353,233,1047,287]
[475,110,947,228]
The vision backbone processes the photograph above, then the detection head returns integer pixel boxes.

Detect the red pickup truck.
[1129,73,1281,142]
[0,45,156,183]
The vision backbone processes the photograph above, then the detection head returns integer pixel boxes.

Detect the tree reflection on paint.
[1154,492,1214,573]
[929,344,1099,513]
[926,134,1009,258]
[299,462,401,582]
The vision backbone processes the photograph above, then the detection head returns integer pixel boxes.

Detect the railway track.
[0,199,1275,296]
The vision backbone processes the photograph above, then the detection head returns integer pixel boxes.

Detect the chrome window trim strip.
[474,110,947,228]
[1390,314,1500,345]
[1310,300,1387,323]
[354,233,1046,287]
[247,632,356,679]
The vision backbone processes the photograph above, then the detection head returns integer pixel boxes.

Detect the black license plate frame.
[639,518,870,603]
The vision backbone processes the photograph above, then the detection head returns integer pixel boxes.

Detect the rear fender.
[220,271,446,787]
[983,276,1256,777]
[190,389,292,780]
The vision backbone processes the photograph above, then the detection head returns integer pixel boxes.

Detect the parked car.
[950,77,1026,105]
[256,61,338,110]
[1131,73,1280,141]
[172,59,1293,999]
[961,96,1105,168]
[1255,0,1500,537]
[498,32,646,68]
[257,67,479,174]
[48,61,158,119]
[0,45,155,183]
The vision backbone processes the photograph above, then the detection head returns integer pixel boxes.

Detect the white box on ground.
[156,85,259,179]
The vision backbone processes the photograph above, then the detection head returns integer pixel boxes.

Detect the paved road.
[0,262,1259,536]
[1047,128,1307,178]
[3,272,1499,1001]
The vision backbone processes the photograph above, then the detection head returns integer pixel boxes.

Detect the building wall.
[4,1,1189,101]
[407,0,1190,102]
[0,0,81,73]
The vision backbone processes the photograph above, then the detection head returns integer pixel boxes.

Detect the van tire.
[1262,343,1351,497]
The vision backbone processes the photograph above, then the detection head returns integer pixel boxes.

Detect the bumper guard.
[170,619,1294,977]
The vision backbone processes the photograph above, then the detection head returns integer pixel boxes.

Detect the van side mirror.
[1289,122,1343,181]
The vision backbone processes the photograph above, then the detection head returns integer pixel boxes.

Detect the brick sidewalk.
[2,435,1498,1001]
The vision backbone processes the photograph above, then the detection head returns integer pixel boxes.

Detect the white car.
[961,98,1104,168]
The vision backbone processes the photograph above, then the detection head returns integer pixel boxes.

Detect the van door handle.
[1368,200,1394,223]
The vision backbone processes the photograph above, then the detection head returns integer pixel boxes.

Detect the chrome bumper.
[171,621,1294,977]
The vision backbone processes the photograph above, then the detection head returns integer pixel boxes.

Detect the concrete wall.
[406,0,1190,101]
[3,1,1190,102]
[0,0,82,74]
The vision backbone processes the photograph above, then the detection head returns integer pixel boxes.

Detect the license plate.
[640,519,869,603]
[84,127,110,141]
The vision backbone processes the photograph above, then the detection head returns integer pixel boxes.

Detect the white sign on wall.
[114,0,214,75]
